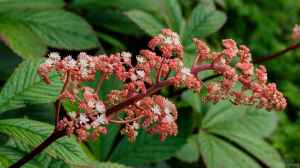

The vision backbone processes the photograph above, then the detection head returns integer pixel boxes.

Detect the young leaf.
[110,112,192,166]
[0,146,41,168]
[0,118,94,166]
[125,10,165,36]
[198,132,261,168]
[183,4,226,44]
[0,60,62,113]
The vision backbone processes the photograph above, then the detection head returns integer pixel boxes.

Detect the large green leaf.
[175,135,199,163]
[96,162,129,168]
[0,60,62,113]
[110,111,192,166]
[0,22,47,59]
[0,146,41,168]
[214,132,285,168]
[125,10,165,36]
[198,132,261,168]
[0,0,64,11]
[0,118,93,166]
[202,101,277,138]
[183,4,226,44]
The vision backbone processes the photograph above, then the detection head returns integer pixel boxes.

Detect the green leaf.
[214,133,285,168]
[202,101,277,138]
[95,162,129,168]
[0,118,93,166]
[159,0,183,32]
[0,60,62,113]
[110,111,192,166]
[1,9,99,51]
[175,135,199,163]
[0,22,47,59]
[0,0,64,11]
[0,146,41,168]
[198,132,261,168]
[183,4,226,44]
[125,10,165,36]
[88,124,121,161]
[181,90,202,113]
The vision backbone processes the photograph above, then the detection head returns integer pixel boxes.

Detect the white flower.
[163,36,173,44]
[49,52,61,61]
[151,104,161,115]
[121,52,132,62]
[163,112,174,124]
[181,67,191,80]
[132,122,140,130]
[64,56,77,68]
[68,111,77,119]
[91,114,107,127]
[136,70,145,79]
[79,113,89,125]
[87,100,96,108]
[95,101,106,113]
[136,55,146,63]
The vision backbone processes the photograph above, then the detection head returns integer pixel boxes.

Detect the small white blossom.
[79,113,89,125]
[163,112,174,124]
[64,56,77,68]
[121,52,132,63]
[151,104,161,115]
[49,52,61,61]
[68,111,77,119]
[87,100,96,108]
[136,70,145,79]
[136,55,146,63]
[91,114,107,127]
[181,67,191,80]
[163,36,173,44]
[95,101,106,113]
[132,122,140,130]
[130,73,138,81]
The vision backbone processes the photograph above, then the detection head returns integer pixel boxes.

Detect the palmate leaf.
[125,10,165,36]
[0,146,41,168]
[183,4,226,44]
[0,60,62,113]
[110,111,192,166]
[198,133,261,168]
[0,118,94,166]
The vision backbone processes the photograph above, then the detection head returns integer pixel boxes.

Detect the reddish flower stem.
[55,72,70,126]
[9,129,65,168]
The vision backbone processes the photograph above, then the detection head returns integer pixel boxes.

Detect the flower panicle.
[38,28,286,142]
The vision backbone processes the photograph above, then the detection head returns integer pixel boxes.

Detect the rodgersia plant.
[36,28,286,143]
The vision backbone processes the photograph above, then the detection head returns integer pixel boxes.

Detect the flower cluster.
[38,28,286,142]
[193,39,287,110]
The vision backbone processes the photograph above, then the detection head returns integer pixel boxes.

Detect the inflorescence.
[38,29,287,142]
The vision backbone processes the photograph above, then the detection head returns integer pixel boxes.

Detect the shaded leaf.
[0,0,64,11]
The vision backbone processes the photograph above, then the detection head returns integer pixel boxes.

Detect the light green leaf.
[202,101,277,138]
[0,0,64,11]
[0,118,93,166]
[214,132,285,168]
[198,132,261,168]
[125,10,165,36]
[0,22,47,59]
[0,60,62,113]
[183,4,226,44]
[0,146,41,168]
[181,90,202,113]
[110,112,192,166]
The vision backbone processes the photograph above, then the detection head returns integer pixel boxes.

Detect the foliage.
[0,0,298,167]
